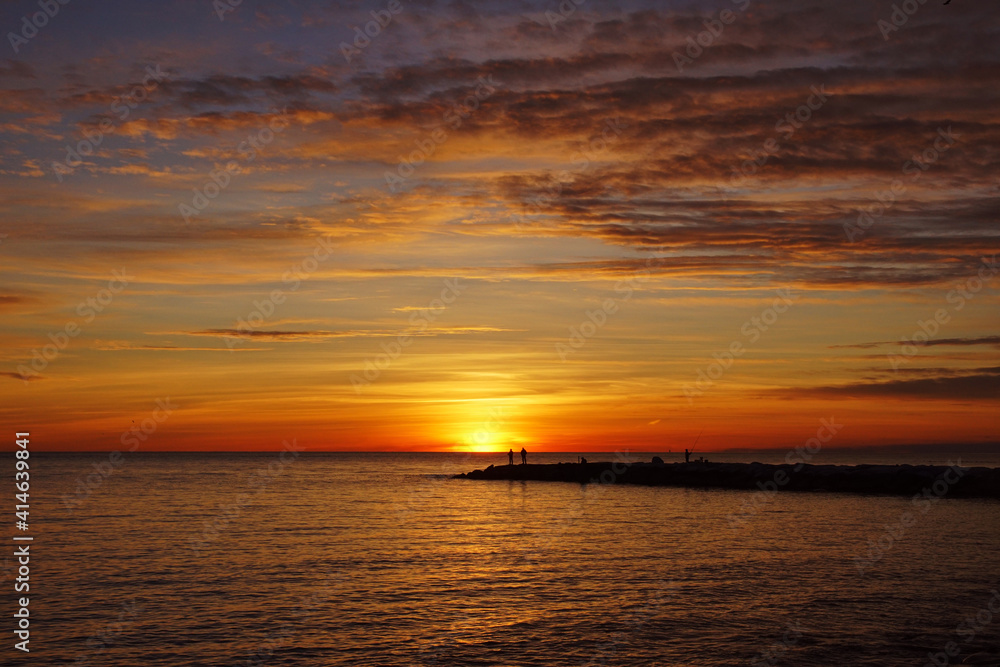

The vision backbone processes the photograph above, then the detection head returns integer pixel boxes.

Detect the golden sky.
[1,0,997,451]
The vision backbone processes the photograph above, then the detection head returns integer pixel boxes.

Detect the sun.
[464,430,497,453]
[454,427,522,453]
[438,401,531,453]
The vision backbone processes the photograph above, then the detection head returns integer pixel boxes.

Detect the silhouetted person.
[508,449,514,465]
[684,448,691,463]
[520,447,527,464]
[580,456,587,464]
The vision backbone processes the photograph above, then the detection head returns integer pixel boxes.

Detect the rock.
[454,460,1000,498]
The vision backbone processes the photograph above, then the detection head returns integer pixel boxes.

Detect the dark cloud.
[166,74,337,110]
[833,336,1000,350]
[3,1,999,290]
[188,329,347,341]
[783,369,1000,400]
[0,60,35,80]
[0,372,42,382]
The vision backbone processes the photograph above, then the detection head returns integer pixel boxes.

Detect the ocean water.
[20,451,1000,666]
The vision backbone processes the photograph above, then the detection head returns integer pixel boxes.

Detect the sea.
[19,449,1000,666]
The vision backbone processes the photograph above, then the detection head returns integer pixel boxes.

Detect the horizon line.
[18,442,1000,454]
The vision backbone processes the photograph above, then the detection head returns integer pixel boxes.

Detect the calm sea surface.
[19,450,1000,666]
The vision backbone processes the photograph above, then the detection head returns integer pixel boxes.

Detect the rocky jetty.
[455,460,1000,499]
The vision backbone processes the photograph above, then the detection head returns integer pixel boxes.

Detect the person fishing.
[685,428,704,464]
[520,447,527,464]
[508,449,514,465]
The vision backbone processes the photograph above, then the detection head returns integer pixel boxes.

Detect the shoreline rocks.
[454,460,1000,499]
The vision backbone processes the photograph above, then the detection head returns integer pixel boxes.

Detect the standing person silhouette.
[520,447,527,465]
[508,449,514,465]
[684,448,691,463]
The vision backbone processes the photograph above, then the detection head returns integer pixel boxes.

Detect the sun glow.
[460,427,501,453]
[464,440,498,453]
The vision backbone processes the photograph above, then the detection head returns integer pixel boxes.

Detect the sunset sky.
[1,0,997,451]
